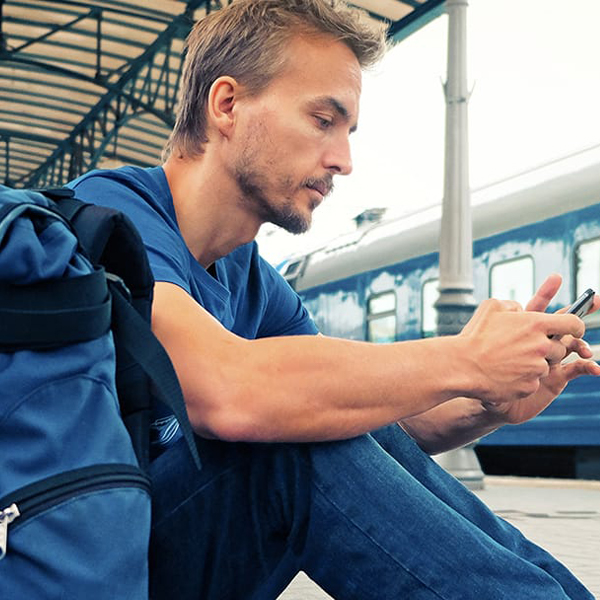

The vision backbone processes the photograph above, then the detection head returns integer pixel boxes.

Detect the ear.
[206,76,239,139]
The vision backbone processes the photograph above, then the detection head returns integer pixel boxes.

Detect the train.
[278,146,600,479]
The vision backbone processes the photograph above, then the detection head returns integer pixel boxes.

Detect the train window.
[575,238,600,299]
[367,291,396,343]
[282,258,305,283]
[421,279,439,338]
[490,256,534,306]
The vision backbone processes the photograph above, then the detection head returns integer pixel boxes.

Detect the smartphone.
[566,288,595,318]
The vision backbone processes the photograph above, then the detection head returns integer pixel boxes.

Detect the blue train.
[279,147,600,478]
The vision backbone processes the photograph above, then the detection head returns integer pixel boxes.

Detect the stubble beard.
[234,159,312,236]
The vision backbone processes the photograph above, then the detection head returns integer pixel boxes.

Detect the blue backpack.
[0,186,200,599]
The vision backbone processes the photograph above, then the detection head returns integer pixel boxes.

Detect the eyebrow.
[312,96,358,133]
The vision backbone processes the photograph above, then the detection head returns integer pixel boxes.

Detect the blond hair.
[164,0,387,159]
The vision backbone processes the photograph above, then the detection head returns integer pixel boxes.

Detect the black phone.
[566,288,595,318]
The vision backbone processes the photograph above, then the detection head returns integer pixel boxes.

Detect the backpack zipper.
[0,504,20,560]
[0,464,150,561]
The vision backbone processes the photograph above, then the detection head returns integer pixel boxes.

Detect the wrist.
[444,334,489,401]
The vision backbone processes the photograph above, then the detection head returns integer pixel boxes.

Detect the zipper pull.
[0,503,20,560]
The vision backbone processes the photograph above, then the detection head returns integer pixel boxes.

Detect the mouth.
[305,177,332,199]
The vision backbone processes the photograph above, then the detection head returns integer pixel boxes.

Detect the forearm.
[224,334,482,442]
[398,397,505,454]
[153,283,492,442]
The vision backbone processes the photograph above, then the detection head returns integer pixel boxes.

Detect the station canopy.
[0,0,444,188]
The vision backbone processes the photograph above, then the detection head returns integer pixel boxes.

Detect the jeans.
[149,424,593,599]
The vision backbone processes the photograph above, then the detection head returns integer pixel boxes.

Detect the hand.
[477,274,600,424]
[460,274,592,407]
[526,273,600,360]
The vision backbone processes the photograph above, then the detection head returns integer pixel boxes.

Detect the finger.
[588,294,600,315]
[525,273,562,312]
[545,338,569,365]
[543,312,585,339]
[550,336,592,361]
[562,359,600,382]
[563,336,593,359]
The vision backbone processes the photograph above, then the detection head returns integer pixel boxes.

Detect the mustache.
[303,175,334,198]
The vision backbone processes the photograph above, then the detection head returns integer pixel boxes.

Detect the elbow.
[185,387,269,443]
[206,414,264,443]
[177,339,277,442]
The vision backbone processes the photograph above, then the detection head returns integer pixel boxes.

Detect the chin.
[264,195,314,235]
[277,210,311,235]
[285,218,311,236]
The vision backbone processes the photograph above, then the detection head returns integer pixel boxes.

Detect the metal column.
[434,0,484,489]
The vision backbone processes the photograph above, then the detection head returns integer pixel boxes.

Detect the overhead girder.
[387,0,445,42]
[0,0,442,188]
[0,0,207,187]
[23,20,188,187]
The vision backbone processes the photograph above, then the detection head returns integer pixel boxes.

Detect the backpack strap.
[0,201,111,351]
[0,269,111,351]
[108,280,202,472]
[53,193,202,472]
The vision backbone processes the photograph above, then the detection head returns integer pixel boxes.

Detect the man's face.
[231,35,362,234]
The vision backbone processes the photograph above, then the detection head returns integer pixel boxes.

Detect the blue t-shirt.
[69,165,318,448]
[69,166,317,339]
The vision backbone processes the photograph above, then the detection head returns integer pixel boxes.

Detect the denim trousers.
[149,424,593,599]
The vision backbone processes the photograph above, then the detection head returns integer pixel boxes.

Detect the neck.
[163,152,262,268]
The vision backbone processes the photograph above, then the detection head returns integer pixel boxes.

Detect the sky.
[256,0,600,265]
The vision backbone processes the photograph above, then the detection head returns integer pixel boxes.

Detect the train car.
[278,146,600,478]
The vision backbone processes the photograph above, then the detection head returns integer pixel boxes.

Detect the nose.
[323,132,353,176]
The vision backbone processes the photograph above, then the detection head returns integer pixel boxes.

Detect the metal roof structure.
[0,0,445,188]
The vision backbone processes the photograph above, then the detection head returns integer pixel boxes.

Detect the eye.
[315,115,333,130]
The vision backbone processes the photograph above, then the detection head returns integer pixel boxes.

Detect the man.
[69,1,599,598]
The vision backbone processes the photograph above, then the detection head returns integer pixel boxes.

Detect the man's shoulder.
[68,165,175,222]
[70,165,166,197]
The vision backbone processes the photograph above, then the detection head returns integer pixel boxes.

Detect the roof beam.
[387,0,445,43]
[22,0,206,187]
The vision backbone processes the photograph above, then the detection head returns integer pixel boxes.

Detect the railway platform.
[278,476,600,599]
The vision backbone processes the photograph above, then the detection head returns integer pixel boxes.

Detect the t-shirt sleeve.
[255,254,319,338]
[70,174,193,294]
[71,171,318,339]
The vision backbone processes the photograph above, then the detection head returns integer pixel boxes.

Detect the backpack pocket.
[0,464,151,600]
[0,353,151,599]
